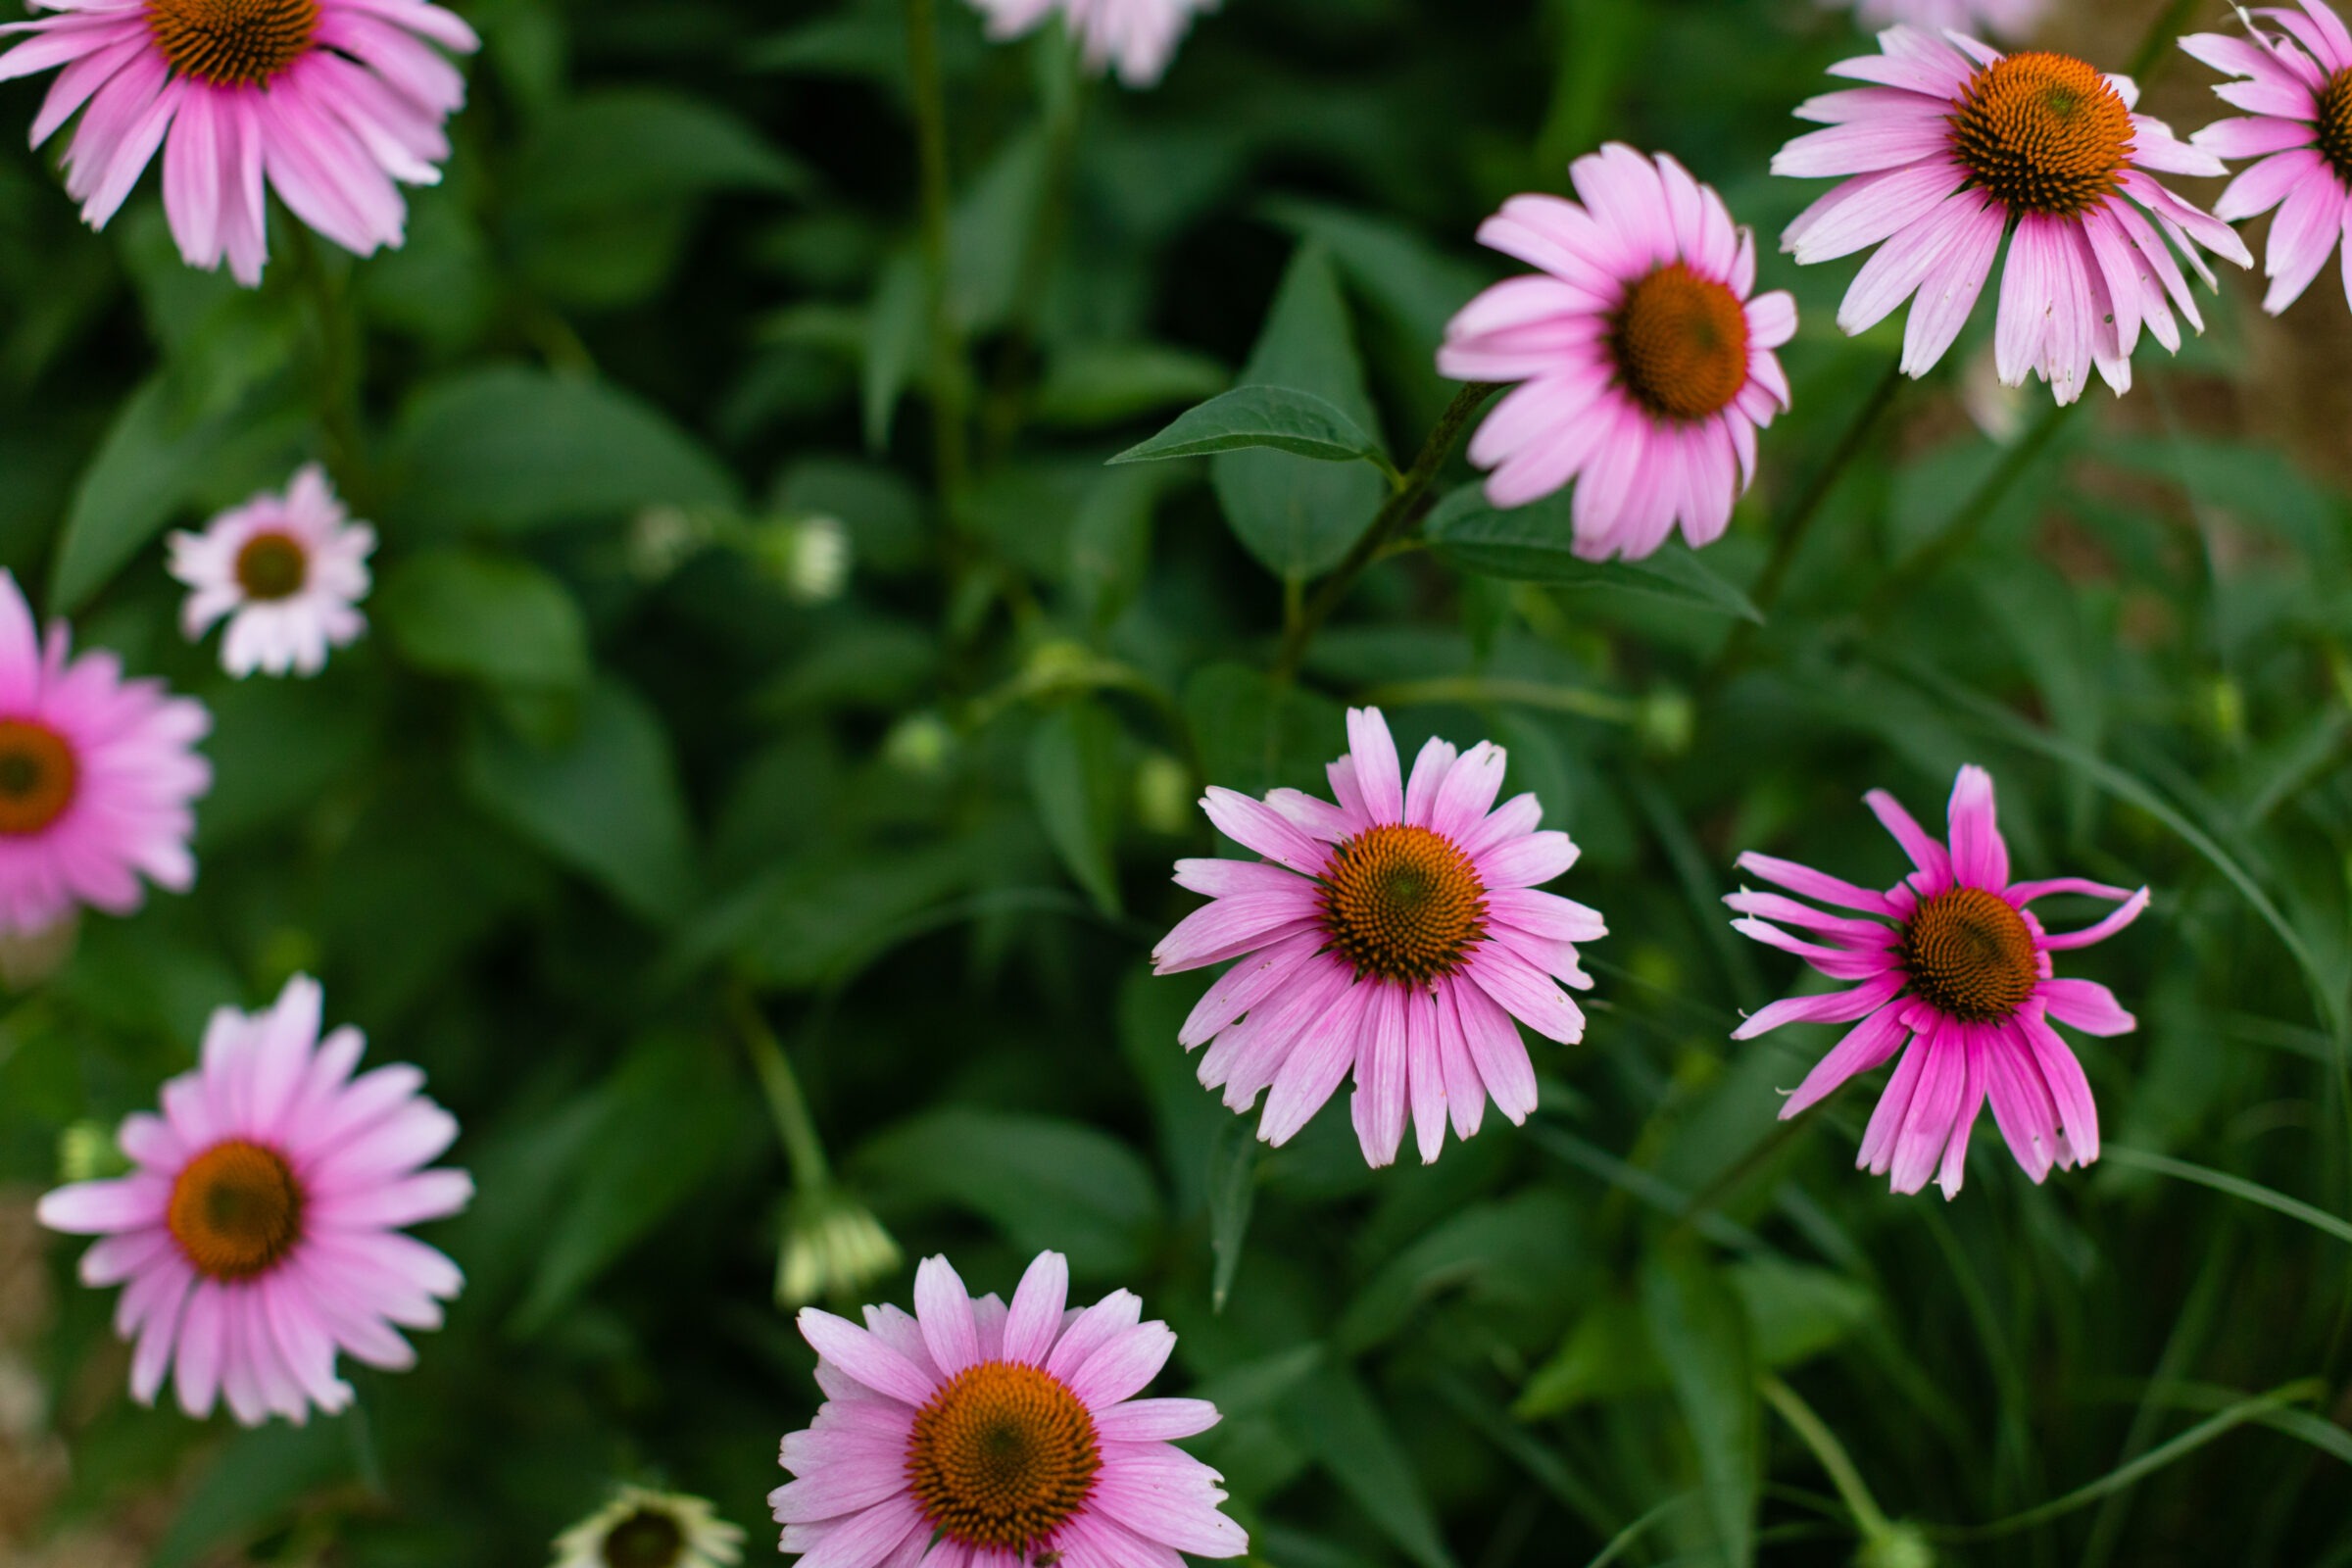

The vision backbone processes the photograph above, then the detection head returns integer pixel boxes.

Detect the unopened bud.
[776,1189,902,1309]
[1134,753,1194,836]
[58,1120,128,1184]
[883,711,956,776]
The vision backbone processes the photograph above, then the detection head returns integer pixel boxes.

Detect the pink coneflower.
[2183,2,2352,315]
[0,569,210,940]
[1832,0,2045,42]
[966,0,1214,87]
[1437,144,1796,561]
[770,1250,1247,1567]
[36,974,470,1424]
[1726,765,2148,1199]
[0,0,480,286]
[1152,708,1602,1166]
[1777,26,2251,402]
[169,464,374,678]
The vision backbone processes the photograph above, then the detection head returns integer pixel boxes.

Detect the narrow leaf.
[1110,383,1385,466]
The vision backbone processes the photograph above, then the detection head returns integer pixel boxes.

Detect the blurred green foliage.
[5,0,2352,1564]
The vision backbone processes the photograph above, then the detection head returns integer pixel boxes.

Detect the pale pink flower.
[0,0,480,286]
[169,464,374,678]
[1438,145,1796,561]
[1833,0,2045,42]
[770,1250,1247,1568]
[37,974,470,1425]
[1153,708,1603,1167]
[967,0,1214,87]
[1726,765,2148,1199]
[0,569,210,939]
[2183,2,2352,315]
[1777,27,2252,403]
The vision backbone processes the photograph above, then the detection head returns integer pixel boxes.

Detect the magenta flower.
[1153,708,1603,1167]
[0,569,210,940]
[37,974,471,1424]
[170,464,375,678]
[1438,145,1796,561]
[1832,0,2045,40]
[1777,27,2251,402]
[966,0,1214,87]
[1727,766,2148,1199]
[2183,2,2352,316]
[0,0,480,286]
[770,1250,1247,1567]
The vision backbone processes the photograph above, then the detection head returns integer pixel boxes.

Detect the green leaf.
[850,1107,1162,1278]
[150,1417,360,1568]
[2105,1146,2352,1247]
[1281,1364,1460,1568]
[387,367,737,535]
[1207,1118,1258,1312]
[378,549,591,690]
[1425,485,1764,622]
[863,251,927,453]
[1068,466,1171,630]
[1110,384,1385,466]
[510,1034,745,1335]
[1035,341,1230,428]
[1208,245,1391,579]
[463,677,697,923]
[514,89,812,214]
[1334,1191,1582,1355]
[48,377,309,612]
[1182,662,1347,799]
[1027,700,1126,915]
[1642,1248,1760,1568]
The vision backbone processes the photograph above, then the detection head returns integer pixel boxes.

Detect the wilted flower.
[771,1250,1246,1565]
[1439,145,1796,560]
[1777,26,2249,402]
[1727,766,2147,1198]
[2182,1,2352,316]
[0,570,211,940]
[38,975,471,1423]
[0,0,479,284]
[170,465,375,679]
[967,0,1216,88]
[1154,708,1603,1166]
[553,1485,746,1568]
[774,1187,901,1309]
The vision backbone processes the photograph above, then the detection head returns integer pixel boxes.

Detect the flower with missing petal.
[36,974,471,1423]
[169,464,375,678]
[554,1486,745,1568]
[0,569,211,940]
[1439,145,1796,559]
[2182,1,2352,316]
[770,1250,1246,1568]
[0,0,479,285]
[1726,766,2148,1198]
[1153,708,1602,1166]
[1776,26,2251,402]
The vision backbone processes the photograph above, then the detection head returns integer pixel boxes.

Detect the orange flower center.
[2320,69,2352,183]
[1610,263,1752,423]
[167,1140,304,1281]
[144,0,320,88]
[0,721,78,837]
[1949,52,2134,218]
[233,530,310,601]
[600,1509,686,1568]
[1899,886,2038,1023]
[1320,822,1488,986]
[905,1361,1101,1553]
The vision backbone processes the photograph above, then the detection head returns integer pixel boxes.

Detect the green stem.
[2127,0,2201,82]
[1703,354,1902,691]
[732,988,832,1191]
[979,38,1088,461]
[285,223,371,512]
[1864,397,2078,620]
[1354,676,1641,726]
[1762,1374,1895,1541]
[1271,380,1498,682]
[904,0,968,507]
